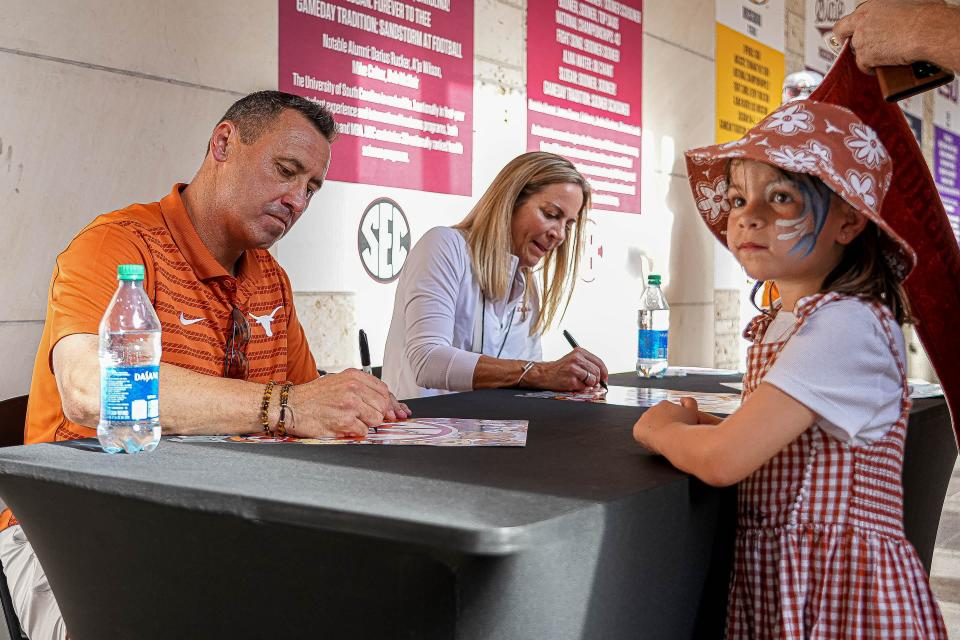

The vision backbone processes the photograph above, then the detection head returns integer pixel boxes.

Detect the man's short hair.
[217,91,338,144]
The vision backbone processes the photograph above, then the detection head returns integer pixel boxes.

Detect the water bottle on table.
[98,264,162,454]
[637,274,669,378]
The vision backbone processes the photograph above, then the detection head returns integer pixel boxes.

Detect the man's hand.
[528,347,609,391]
[51,335,413,438]
[285,369,412,438]
[833,1,949,74]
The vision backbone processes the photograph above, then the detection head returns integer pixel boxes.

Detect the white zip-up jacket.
[383,226,542,400]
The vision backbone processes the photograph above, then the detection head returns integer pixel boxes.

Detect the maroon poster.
[527,0,642,213]
[280,0,474,195]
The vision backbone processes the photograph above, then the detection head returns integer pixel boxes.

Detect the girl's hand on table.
[632,398,699,454]
[678,397,724,425]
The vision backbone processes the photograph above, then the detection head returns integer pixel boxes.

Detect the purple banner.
[934,125,960,245]
[904,112,922,145]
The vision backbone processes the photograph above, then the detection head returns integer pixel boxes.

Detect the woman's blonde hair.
[454,152,591,335]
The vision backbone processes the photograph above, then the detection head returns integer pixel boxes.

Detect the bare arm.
[52,334,410,438]
[632,383,815,487]
[834,2,960,73]
[471,347,609,391]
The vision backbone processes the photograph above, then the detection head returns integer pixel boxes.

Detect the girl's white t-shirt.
[760,298,906,446]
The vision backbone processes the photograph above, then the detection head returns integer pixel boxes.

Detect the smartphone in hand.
[877,61,954,103]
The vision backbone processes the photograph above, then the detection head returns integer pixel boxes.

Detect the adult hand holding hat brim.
[809,45,960,443]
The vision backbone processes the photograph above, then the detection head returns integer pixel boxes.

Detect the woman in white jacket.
[383,152,608,399]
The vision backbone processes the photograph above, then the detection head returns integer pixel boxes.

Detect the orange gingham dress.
[726,292,947,639]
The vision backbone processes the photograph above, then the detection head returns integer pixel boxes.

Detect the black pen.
[562,330,607,390]
[358,329,373,376]
[358,330,378,433]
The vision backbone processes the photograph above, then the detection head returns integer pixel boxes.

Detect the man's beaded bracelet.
[259,381,276,434]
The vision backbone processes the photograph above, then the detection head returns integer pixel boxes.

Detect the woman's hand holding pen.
[524,347,608,391]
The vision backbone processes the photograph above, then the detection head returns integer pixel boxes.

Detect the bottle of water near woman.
[637,274,669,378]
[98,264,162,454]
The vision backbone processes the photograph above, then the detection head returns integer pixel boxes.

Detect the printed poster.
[803,0,852,75]
[934,79,960,245]
[517,385,743,414]
[279,0,474,195]
[715,0,786,143]
[171,418,528,446]
[526,0,643,213]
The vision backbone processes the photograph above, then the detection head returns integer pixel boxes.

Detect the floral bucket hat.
[684,99,916,280]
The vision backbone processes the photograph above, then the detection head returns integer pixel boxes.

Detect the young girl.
[633,100,947,638]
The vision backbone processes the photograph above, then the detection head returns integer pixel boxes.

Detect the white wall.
[1,1,779,398]
[0,1,278,399]
[279,0,721,374]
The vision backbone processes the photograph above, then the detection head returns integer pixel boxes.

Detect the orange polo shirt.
[24,184,318,446]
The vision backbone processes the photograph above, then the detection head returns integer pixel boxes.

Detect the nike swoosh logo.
[179,312,204,326]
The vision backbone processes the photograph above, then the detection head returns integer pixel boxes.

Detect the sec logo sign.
[358,198,411,283]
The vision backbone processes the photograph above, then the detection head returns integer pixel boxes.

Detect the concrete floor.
[931,460,960,637]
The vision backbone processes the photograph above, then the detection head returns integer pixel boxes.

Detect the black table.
[0,373,952,640]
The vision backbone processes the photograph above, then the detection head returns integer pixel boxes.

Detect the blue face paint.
[784,174,831,257]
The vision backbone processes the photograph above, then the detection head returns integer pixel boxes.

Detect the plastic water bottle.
[637,274,669,378]
[97,264,162,454]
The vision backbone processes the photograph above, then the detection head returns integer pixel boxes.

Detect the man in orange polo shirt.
[2,91,410,640]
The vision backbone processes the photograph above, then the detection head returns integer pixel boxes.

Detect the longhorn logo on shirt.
[358,198,411,283]
[249,306,282,337]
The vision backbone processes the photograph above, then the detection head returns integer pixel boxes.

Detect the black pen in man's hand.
[562,330,607,390]
[358,329,373,376]
[358,329,379,433]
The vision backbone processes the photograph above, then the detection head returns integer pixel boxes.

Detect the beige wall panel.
[475,0,523,68]
[473,60,526,190]
[667,303,715,367]
[785,8,804,56]
[667,302,714,368]
[642,0,714,60]
[0,53,244,322]
[0,0,277,92]
[0,323,42,400]
[295,292,357,372]
[641,37,715,304]
[665,172,715,304]
[641,34,714,179]
[713,288,741,369]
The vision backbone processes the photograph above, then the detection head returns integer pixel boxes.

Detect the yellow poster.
[715,22,785,143]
